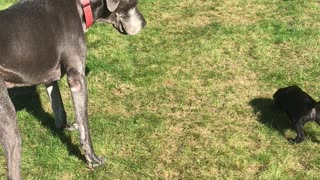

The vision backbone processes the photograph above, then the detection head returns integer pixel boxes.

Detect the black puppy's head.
[96,0,146,35]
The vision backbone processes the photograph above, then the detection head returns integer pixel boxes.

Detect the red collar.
[81,0,94,29]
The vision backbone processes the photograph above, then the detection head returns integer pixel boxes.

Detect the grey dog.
[0,0,146,179]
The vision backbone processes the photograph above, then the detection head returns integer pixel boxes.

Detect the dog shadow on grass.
[8,86,86,163]
[249,98,291,137]
[249,98,320,143]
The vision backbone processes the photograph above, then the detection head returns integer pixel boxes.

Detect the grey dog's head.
[98,0,146,35]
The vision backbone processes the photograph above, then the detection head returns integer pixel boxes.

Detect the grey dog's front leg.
[67,70,105,167]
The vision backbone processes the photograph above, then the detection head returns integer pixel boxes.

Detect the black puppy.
[273,85,320,143]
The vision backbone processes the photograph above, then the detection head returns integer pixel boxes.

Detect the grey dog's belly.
[0,65,62,88]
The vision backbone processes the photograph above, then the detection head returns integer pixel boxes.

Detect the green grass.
[1,0,320,179]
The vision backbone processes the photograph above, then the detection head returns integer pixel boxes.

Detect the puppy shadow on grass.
[8,86,86,162]
[249,98,320,143]
[249,98,290,137]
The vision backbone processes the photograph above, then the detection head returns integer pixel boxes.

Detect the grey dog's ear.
[106,0,120,12]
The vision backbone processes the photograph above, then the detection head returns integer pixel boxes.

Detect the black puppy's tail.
[273,89,282,110]
[272,85,302,110]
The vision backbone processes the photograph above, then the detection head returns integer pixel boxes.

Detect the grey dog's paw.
[88,156,106,169]
[65,123,79,131]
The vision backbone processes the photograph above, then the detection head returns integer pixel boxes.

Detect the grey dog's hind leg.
[0,80,22,180]
[46,81,79,131]
[46,81,68,128]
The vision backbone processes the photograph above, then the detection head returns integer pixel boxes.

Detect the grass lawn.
[1,0,320,179]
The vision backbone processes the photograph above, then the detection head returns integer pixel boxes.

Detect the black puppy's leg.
[67,69,105,168]
[45,81,68,128]
[291,121,305,143]
[0,80,22,180]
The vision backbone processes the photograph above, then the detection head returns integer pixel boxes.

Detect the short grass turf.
[1,0,320,179]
